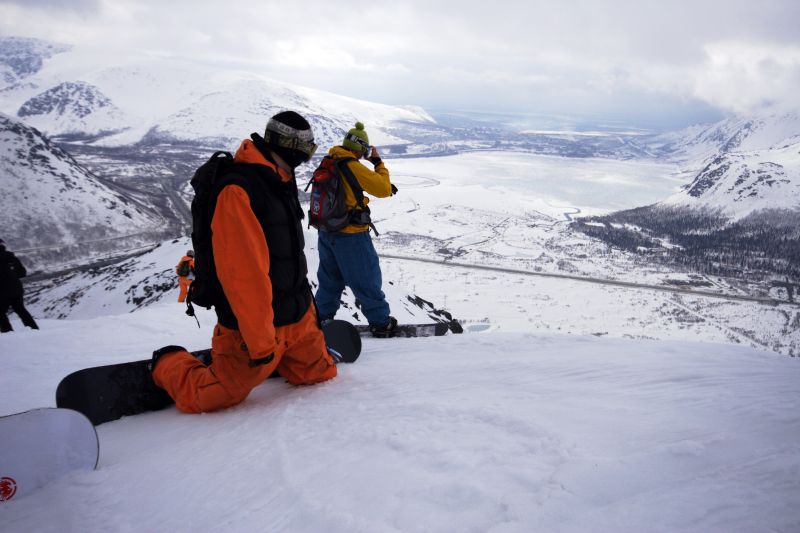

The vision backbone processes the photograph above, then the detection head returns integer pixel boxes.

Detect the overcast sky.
[1,0,798,129]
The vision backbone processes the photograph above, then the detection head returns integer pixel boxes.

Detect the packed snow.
[1,303,799,531]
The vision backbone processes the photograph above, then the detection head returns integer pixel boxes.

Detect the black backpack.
[306,156,377,234]
[176,259,191,277]
[185,151,241,311]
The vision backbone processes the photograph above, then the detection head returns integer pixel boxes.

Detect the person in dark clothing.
[0,239,39,332]
[151,111,336,413]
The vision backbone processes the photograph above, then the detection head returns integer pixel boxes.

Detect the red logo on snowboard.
[0,476,18,501]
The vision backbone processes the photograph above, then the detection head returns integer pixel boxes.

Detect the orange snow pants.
[152,305,337,413]
[177,276,191,302]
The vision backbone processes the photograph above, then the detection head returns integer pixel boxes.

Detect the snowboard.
[354,322,454,337]
[56,319,361,426]
[0,408,98,503]
[320,319,362,363]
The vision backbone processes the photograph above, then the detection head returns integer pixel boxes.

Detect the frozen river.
[390,151,684,215]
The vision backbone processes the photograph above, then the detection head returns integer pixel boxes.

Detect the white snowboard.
[0,408,98,503]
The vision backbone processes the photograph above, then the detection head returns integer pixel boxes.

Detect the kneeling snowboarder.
[152,111,337,413]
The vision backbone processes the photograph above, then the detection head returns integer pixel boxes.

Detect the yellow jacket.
[328,146,392,234]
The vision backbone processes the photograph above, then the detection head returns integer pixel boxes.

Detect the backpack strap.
[335,158,379,235]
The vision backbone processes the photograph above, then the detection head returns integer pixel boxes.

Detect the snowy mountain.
[664,142,800,219]
[573,111,800,286]
[650,111,800,163]
[0,36,437,148]
[17,81,131,139]
[649,112,800,220]
[0,36,70,88]
[0,113,166,268]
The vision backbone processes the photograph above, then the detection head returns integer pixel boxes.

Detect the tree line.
[573,205,800,282]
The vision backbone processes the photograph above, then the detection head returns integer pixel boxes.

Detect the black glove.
[391,184,398,195]
[368,155,382,166]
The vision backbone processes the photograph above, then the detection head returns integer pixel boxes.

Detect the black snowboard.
[320,319,362,363]
[354,322,455,337]
[56,320,361,426]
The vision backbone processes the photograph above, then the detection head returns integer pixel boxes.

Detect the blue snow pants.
[315,230,391,326]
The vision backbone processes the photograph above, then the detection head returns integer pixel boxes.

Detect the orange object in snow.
[177,276,191,303]
[175,255,195,302]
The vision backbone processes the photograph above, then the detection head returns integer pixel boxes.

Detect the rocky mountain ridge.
[0,113,168,269]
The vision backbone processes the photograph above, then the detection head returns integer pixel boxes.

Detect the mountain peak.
[0,36,70,87]
[16,81,129,138]
[19,81,115,119]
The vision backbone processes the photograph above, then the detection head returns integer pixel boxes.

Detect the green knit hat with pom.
[343,121,370,154]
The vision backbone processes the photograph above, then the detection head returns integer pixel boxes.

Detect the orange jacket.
[210,139,295,362]
[175,256,195,277]
[328,146,392,234]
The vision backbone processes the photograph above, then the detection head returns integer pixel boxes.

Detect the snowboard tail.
[0,408,97,502]
[56,359,173,426]
[321,319,362,363]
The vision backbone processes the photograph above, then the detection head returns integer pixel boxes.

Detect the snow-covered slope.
[663,141,800,218]
[2,305,799,532]
[653,112,800,219]
[23,151,799,356]
[0,113,164,264]
[26,237,457,329]
[651,112,800,163]
[17,81,131,138]
[0,36,70,88]
[0,36,436,148]
[142,75,427,149]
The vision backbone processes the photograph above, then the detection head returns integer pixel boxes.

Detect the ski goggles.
[266,118,318,160]
[345,132,371,155]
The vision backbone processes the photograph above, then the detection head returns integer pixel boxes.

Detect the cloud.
[0,0,99,13]
[1,0,798,125]
[692,42,800,113]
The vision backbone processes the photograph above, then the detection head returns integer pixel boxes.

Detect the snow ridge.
[659,112,800,219]
[0,113,164,261]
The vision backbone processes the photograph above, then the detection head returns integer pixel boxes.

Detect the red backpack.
[306,156,377,234]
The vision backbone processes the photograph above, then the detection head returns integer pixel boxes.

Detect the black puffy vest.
[210,163,311,330]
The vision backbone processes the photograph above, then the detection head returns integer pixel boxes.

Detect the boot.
[370,316,398,338]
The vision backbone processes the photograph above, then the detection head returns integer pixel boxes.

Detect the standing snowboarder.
[175,250,195,303]
[151,111,337,413]
[0,239,39,333]
[314,122,399,337]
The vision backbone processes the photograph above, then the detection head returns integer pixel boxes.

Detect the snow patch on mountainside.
[0,36,70,89]
[17,81,131,138]
[0,113,164,262]
[651,112,800,164]
[664,141,800,219]
[652,112,800,220]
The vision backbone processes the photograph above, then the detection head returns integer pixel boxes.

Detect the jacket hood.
[234,139,292,182]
